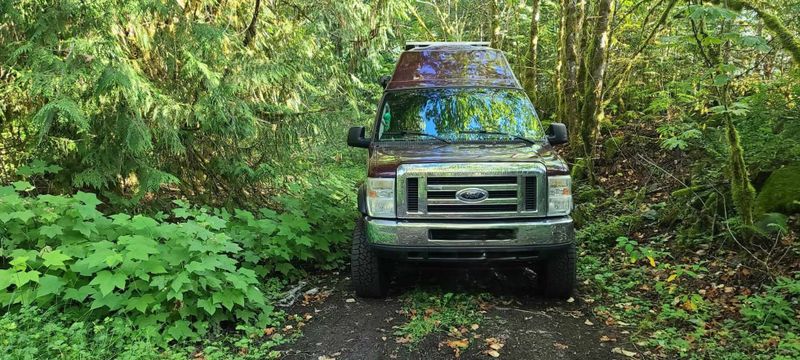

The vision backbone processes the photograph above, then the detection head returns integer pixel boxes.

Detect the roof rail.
[404,41,491,51]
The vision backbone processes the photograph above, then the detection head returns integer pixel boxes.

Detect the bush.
[0,176,356,342]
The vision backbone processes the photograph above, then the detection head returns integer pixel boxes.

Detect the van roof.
[386,43,522,91]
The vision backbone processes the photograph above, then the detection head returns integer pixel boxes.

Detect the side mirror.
[378,75,391,89]
[546,123,568,145]
[347,126,371,148]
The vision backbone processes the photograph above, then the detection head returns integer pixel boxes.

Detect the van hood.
[368,142,569,177]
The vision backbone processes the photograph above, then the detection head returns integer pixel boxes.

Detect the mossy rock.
[755,165,800,215]
[603,135,624,161]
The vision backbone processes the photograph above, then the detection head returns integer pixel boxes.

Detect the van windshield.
[377,88,544,143]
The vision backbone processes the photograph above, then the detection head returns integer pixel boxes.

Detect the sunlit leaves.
[0,169,356,340]
[90,270,128,296]
[38,224,63,239]
[36,275,65,297]
[41,250,71,268]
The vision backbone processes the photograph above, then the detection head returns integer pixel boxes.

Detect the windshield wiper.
[458,130,537,145]
[383,131,451,144]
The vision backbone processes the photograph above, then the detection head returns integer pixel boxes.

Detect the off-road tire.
[351,218,389,298]
[539,243,577,299]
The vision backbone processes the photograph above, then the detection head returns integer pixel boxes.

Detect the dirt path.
[279,267,635,360]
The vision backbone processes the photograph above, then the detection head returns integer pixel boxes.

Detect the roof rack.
[404,41,491,51]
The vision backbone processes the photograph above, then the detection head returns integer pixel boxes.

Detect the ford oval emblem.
[455,188,489,203]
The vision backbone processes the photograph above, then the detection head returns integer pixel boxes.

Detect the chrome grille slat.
[427,197,518,205]
[426,184,518,191]
[397,163,547,219]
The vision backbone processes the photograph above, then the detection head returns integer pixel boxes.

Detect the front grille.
[397,163,546,219]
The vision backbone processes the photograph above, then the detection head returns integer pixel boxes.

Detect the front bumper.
[365,216,574,247]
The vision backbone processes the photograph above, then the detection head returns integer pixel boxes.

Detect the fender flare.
[357,183,368,215]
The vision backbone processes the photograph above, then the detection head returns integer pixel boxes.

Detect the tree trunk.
[579,0,614,180]
[490,0,500,48]
[524,0,542,100]
[556,0,567,124]
[725,114,756,229]
[563,0,585,147]
[243,0,262,47]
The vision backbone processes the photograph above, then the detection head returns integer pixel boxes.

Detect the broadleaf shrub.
[0,177,356,341]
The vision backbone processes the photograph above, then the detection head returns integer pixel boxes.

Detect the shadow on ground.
[278,266,634,360]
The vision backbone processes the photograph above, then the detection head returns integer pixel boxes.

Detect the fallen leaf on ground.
[612,347,637,357]
[584,319,594,326]
[485,337,505,350]
[443,339,469,358]
[600,335,616,342]
[345,298,356,303]
[553,342,569,350]
[486,350,501,357]
[263,327,275,336]
[471,323,480,330]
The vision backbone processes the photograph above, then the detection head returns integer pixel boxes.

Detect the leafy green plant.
[394,290,486,343]
[740,277,800,331]
[0,181,354,341]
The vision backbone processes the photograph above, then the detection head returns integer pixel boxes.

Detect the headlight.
[367,177,395,218]
[547,175,572,216]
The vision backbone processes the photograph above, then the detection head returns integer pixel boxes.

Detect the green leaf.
[212,290,237,310]
[713,74,730,86]
[120,235,160,260]
[171,272,191,293]
[205,215,227,230]
[64,285,96,302]
[225,273,249,290]
[74,191,102,207]
[126,294,156,313]
[11,210,35,223]
[131,215,158,230]
[90,270,127,296]
[12,270,41,287]
[165,320,195,341]
[73,221,96,237]
[36,274,65,297]
[275,262,295,275]
[197,298,217,315]
[42,250,72,268]
[39,224,64,239]
[12,181,34,191]
[90,292,127,310]
[296,235,313,247]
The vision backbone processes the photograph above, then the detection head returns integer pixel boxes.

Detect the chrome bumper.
[365,216,574,247]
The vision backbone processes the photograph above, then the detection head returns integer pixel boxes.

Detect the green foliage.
[740,277,800,331]
[0,306,179,360]
[0,306,293,359]
[0,179,355,342]
[394,290,486,343]
[657,122,702,151]
[0,0,400,203]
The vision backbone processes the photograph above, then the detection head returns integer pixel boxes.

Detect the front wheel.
[351,218,389,298]
[538,243,577,299]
